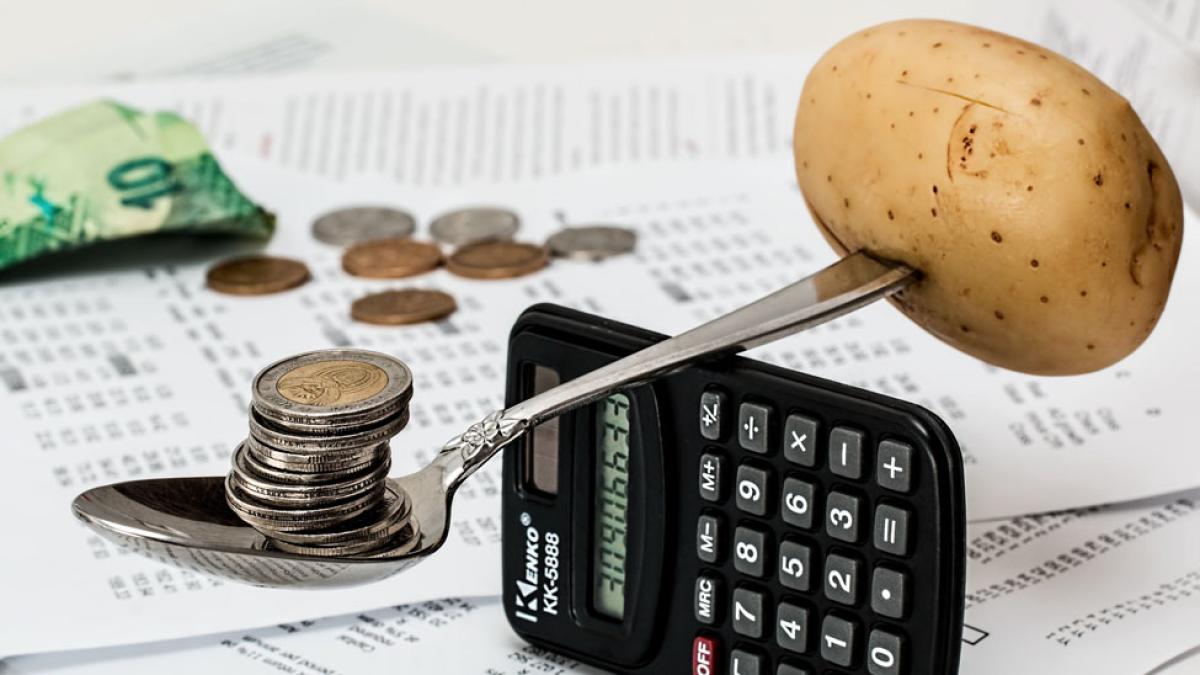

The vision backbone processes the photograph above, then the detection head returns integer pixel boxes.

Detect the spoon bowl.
[72,462,452,588]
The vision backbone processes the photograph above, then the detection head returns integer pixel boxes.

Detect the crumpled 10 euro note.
[0,100,273,272]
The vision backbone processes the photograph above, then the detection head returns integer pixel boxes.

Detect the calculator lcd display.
[593,392,631,619]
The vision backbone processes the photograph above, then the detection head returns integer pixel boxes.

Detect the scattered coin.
[311,206,416,247]
[546,225,637,261]
[351,288,458,325]
[205,255,310,296]
[446,241,548,279]
[429,206,520,246]
[342,238,443,279]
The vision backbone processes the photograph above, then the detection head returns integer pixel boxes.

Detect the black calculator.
[502,304,966,675]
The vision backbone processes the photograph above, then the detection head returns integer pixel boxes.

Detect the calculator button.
[876,439,914,493]
[871,566,909,618]
[820,614,858,668]
[738,402,772,454]
[778,540,812,591]
[823,553,861,605]
[825,491,861,543]
[699,452,725,502]
[730,649,764,675]
[694,575,722,625]
[697,514,722,563]
[867,629,904,675]
[731,587,766,639]
[783,414,818,467]
[733,526,768,578]
[700,389,727,441]
[735,464,771,516]
[776,664,811,675]
[775,601,810,653]
[780,477,815,529]
[693,635,718,675]
[874,504,912,556]
[828,427,865,479]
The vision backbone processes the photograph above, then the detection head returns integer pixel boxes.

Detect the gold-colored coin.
[206,256,310,295]
[350,289,458,326]
[276,360,390,407]
[341,238,443,279]
[445,241,548,279]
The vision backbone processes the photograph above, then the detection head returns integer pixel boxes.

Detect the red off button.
[693,635,718,675]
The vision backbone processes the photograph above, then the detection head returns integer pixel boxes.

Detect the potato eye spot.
[887,210,895,220]
[933,42,943,48]
[1027,185,1034,192]
[990,231,1003,243]
[1040,295,1050,303]
[1093,173,1104,186]
[994,310,1005,320]
[1030,259,1040,268]
[1077,138,1085,145]
[1030,97,1042,106]
[931,208,938,217]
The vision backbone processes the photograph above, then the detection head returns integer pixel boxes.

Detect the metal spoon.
[73,252,915,588]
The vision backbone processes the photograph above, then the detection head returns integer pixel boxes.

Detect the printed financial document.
[11,490,1200,675]
[1,154,1198,657]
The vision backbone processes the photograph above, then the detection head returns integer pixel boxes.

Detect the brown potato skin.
[794,19,1183,375]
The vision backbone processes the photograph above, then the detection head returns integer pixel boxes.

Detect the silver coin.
[270,520,420,558]
[225,475,380,532]
[248,408,408,453]
[252,349,413,430]
[546,225,637,261]
[429,206,520,246]
[245,435,388,474]
[231,445,390,507]
[266,485,412,547]
[237,441,371,485]
[311,206,416,247]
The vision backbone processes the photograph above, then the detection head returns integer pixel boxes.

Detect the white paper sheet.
[0,55,810,190]
[959,490,1200,674]
[11,491,1200,675]
[2,153,1198,657]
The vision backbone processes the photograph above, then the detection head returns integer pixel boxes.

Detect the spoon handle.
[435,251,916,491]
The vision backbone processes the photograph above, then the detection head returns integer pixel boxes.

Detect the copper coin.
[350,288,458,325]
[445,241,548,280]
[206,256,310,295]
[342,238,442,279]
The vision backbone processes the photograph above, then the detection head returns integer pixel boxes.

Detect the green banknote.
[0,100,273,271]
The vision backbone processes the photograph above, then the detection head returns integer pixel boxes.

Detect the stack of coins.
[225,349,420,557]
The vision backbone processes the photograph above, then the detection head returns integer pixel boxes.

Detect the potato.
[793,19,1183,375]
